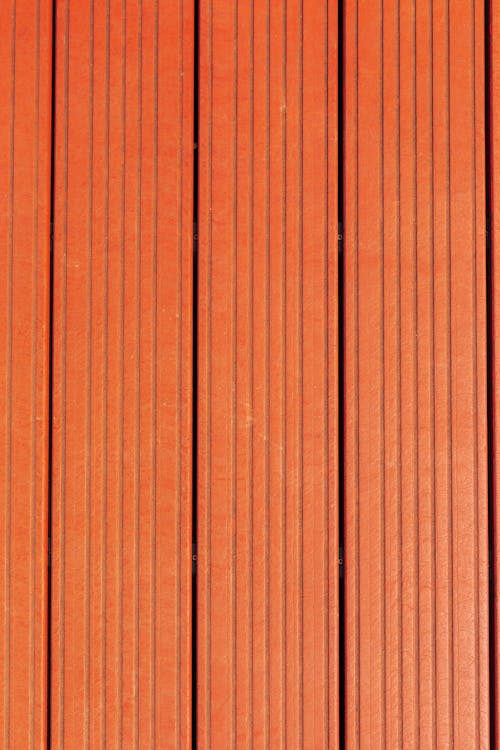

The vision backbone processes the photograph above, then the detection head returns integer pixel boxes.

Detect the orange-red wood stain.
[0,1,52,746]
[51,1,193,746]
[345,0,489,747]
[0,0,496,747]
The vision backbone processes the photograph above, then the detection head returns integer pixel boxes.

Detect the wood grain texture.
[197,0,338,747]
[51,1,193,746]
[344,0,489,747]
[0,1,52,747]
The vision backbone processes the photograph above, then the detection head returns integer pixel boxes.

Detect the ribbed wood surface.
[0,1,52,747]
[197,1,338,747]
[0,4,498,748]
[344,0,489,747]
[51,1,193,746]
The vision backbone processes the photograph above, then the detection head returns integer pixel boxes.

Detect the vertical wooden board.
[0,1,52,747]
[344,0,489,748]
[51,1,193,747]
[197,0,338,747]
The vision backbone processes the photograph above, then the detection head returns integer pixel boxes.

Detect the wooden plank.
[197,0,338,746]
[51,1,193,746]
[344,0,489,746]
[0,1,52,746]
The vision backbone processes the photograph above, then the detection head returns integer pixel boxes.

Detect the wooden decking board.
[51,2,193,746]
[344,0,489,746]
[197,1,339,746]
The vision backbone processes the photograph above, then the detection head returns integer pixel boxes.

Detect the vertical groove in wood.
[344,0,488,747]
[0,0,52,747]
[51,2,193,747]
[490,0,500,746]
[198,1,338,747]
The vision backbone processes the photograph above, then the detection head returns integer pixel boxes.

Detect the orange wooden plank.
[51,1,193,746]
[197,1,338,747]
[344,0,489,747]
[0,1,52,747]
